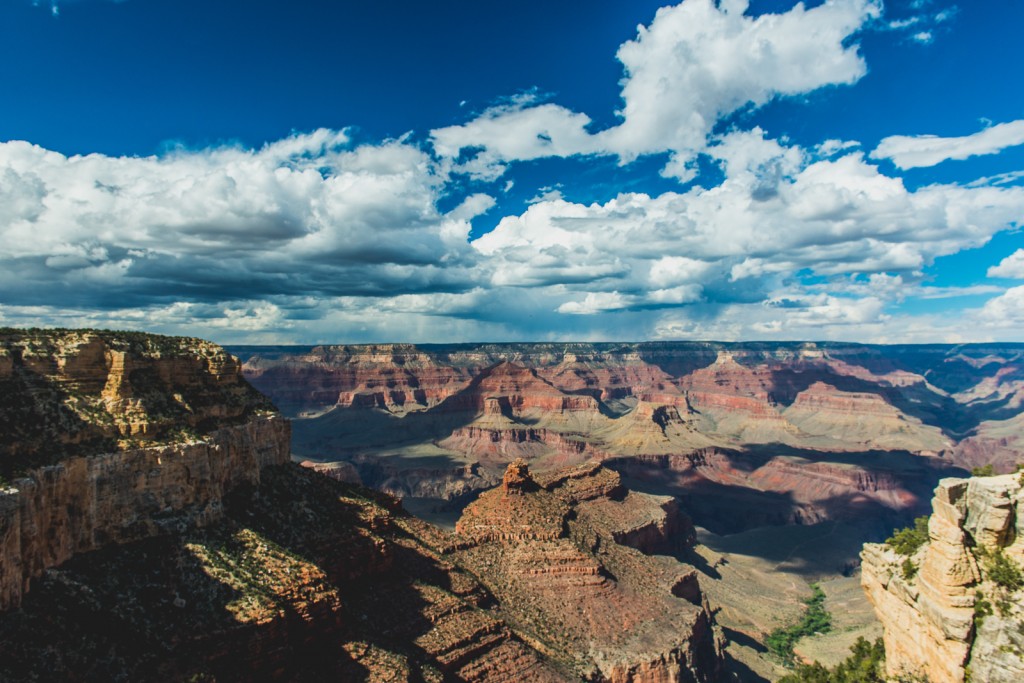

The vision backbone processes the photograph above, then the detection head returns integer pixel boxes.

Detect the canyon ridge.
[3,330,1024,681]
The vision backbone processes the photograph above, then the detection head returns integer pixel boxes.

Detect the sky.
[1,0,1023,344]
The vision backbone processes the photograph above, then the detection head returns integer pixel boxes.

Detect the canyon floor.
[235,341,1024,679]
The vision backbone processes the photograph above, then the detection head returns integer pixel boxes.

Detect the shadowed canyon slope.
[0,330,724,681]
[239,342,1024,532]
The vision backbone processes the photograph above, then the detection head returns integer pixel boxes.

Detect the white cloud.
[471,142,1024,302]
[598,0,877,169]
[430,0,879,180]
[872,119,1024,169]
[988,249,1024,279]
[978,286,1024,325]
[447,193,496,221]
[431,102,598,180]
[0,131,479,311]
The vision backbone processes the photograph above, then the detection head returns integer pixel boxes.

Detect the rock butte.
[862,472,1024,683]
[450,458,722,682]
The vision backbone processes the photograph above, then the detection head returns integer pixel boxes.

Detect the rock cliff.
[862,472,1024,682]
[0,465,568,682]
[252,341,1018,534]
[449,459,723,681]
[2,329,275,470]
[0,329,287,609]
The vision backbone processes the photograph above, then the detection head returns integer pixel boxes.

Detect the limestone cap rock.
[502,458,537,494]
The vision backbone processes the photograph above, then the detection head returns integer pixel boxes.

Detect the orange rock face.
[0,465,570,682]
[1,329,275,469]
[451,460,723,681]
[0,329,287,610]
[862,473,1024,683]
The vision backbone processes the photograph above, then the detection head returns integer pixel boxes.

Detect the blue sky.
[1,0,1023,343]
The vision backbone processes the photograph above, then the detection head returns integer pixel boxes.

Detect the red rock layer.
[244,344,474,415]
[677,352,781,418]
[451,460,723,681]
[444,361,601,415]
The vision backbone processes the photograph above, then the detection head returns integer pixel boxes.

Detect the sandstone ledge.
[0,415,290,609]
[862,472,1024,683]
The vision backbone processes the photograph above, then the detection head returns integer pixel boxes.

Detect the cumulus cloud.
[431,0,879,180]
[5,1,1024,344]
[978,286,1024,325]
[0,131,479,311]
[471,135,1024,312]
[432,101,599,181]
[872,119,1024,170]
[988,249,1024,279]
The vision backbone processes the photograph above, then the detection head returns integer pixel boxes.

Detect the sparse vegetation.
[901,557,918,581]
[974,590,993,628]
[976,548,1024,616]
[886,516,930,556]
[766,583,832,662]
[777,636,885,682]
[984,549,1024,591]
[971,464,996,477]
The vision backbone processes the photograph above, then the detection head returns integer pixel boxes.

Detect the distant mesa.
[252,341,1018,534]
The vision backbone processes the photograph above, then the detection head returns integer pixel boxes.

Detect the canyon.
[240,342,1024,534]
[4,331,1024,681]
[0,330,725,681]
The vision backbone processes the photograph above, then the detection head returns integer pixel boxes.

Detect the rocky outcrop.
[783,381,950,453]
[451,460,723,681]
[1,329,274,470]
[0,465,568,682]
[0,329,287,610]
[0,415,289,610]
[862,472,1024,682]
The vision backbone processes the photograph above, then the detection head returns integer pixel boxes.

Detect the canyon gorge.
[3,330,1024,681]
[240,341,1024,535]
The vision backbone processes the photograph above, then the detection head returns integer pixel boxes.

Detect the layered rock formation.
[2,329,275,468]
[0,329,287,609]
[245,341,1024,534]
[606,447,945,534]
[0,465,568,682]
[243,344,474,416]
[449,459,723,681]
[861,472,1024,682]
[0,329,729,682]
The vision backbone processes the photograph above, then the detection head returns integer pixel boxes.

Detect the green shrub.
[901,557,918,581]
[886,516,930,556]
[971,464,996,477]
[985,549,1023,591]
[778,637,885,682]
[974,590,993,628]
[766,583,832,662]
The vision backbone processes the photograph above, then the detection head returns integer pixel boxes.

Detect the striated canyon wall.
[450,459,723,682]
[0,415,289,609]
[0,329,289,609]
[861,472,1024,683]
